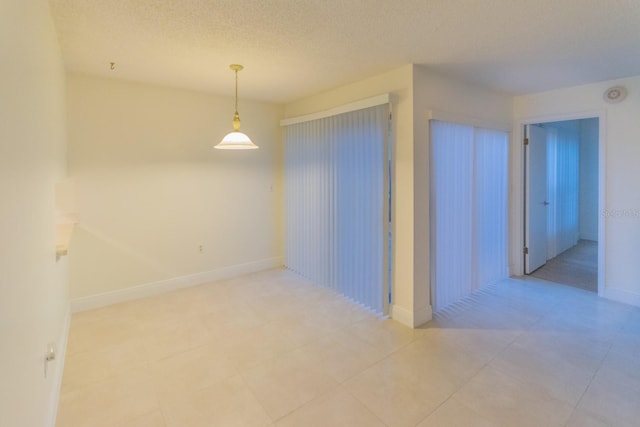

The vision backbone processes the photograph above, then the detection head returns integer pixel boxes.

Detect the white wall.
[284,64,512,326]
[514,75,640,305]
[67,75,283,305]
[0,1,69,426]
[579,118,599,241]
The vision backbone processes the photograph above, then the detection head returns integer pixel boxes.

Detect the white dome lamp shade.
[215,64,258,150]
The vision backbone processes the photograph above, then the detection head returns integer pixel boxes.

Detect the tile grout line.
[561,317,625,426]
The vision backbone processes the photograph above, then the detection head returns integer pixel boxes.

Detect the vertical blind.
[475,128,509,288]
[430,120,508,311]
[546,126,579,258]
[284,103,389,314]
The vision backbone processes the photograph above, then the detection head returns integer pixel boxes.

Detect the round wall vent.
[603,86,628,104]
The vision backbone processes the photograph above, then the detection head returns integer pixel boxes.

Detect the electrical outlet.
[198,245,204,253]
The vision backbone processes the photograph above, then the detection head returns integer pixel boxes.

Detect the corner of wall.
[390,303,432,328]
[71,257,284,312]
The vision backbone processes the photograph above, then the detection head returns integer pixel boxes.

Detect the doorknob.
[542,201,550,206]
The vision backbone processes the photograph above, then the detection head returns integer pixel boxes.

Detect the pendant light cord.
[235,69,239,114]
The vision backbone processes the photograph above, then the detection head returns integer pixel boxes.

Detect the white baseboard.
[601,286,640,308]
[390,304,433,328]
[48,308,71,427]
[70,257,283,312]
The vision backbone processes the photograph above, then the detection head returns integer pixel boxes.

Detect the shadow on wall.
[69,224,176,299]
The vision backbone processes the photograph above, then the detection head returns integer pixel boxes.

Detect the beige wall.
[514,76,640,306]
[0,1,69,426]
[67,75,283,301]
[284,65,513,326]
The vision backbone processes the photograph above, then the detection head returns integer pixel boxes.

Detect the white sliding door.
[430,120,508,311]
[284,103,389,314]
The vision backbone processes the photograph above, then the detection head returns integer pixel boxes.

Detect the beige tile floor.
[56,269,640,427]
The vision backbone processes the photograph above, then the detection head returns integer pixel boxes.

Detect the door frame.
[511,110,606,296]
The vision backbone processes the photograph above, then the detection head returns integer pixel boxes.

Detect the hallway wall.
[579,118,599,241]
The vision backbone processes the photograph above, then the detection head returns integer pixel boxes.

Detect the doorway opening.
[523,118,600,293]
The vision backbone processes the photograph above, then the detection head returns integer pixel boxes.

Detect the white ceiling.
[50,0,640,103]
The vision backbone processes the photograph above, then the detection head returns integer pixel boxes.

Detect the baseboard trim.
[48,308,71,427]
[70,257,283,312]
[601,286,640,308]
[390,304,433,328]
[579,233,598,242]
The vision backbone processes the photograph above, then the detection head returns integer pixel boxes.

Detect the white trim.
[70,257,284,312]
[516,110,606,126]
[390,304,432,328]
[426,109,511,132]
[47,308,71,427]
[280,94,391,126]
[512,109,606,298]
[579,233,598,242]
[601,286,640,308]
[597,112,607,297]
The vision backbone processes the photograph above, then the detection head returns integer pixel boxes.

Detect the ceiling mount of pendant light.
[215,64,258,150]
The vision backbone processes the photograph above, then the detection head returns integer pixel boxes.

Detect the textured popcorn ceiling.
[50,0,640,102]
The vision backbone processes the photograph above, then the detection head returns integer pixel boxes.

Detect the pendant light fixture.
[215,64,258,150]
